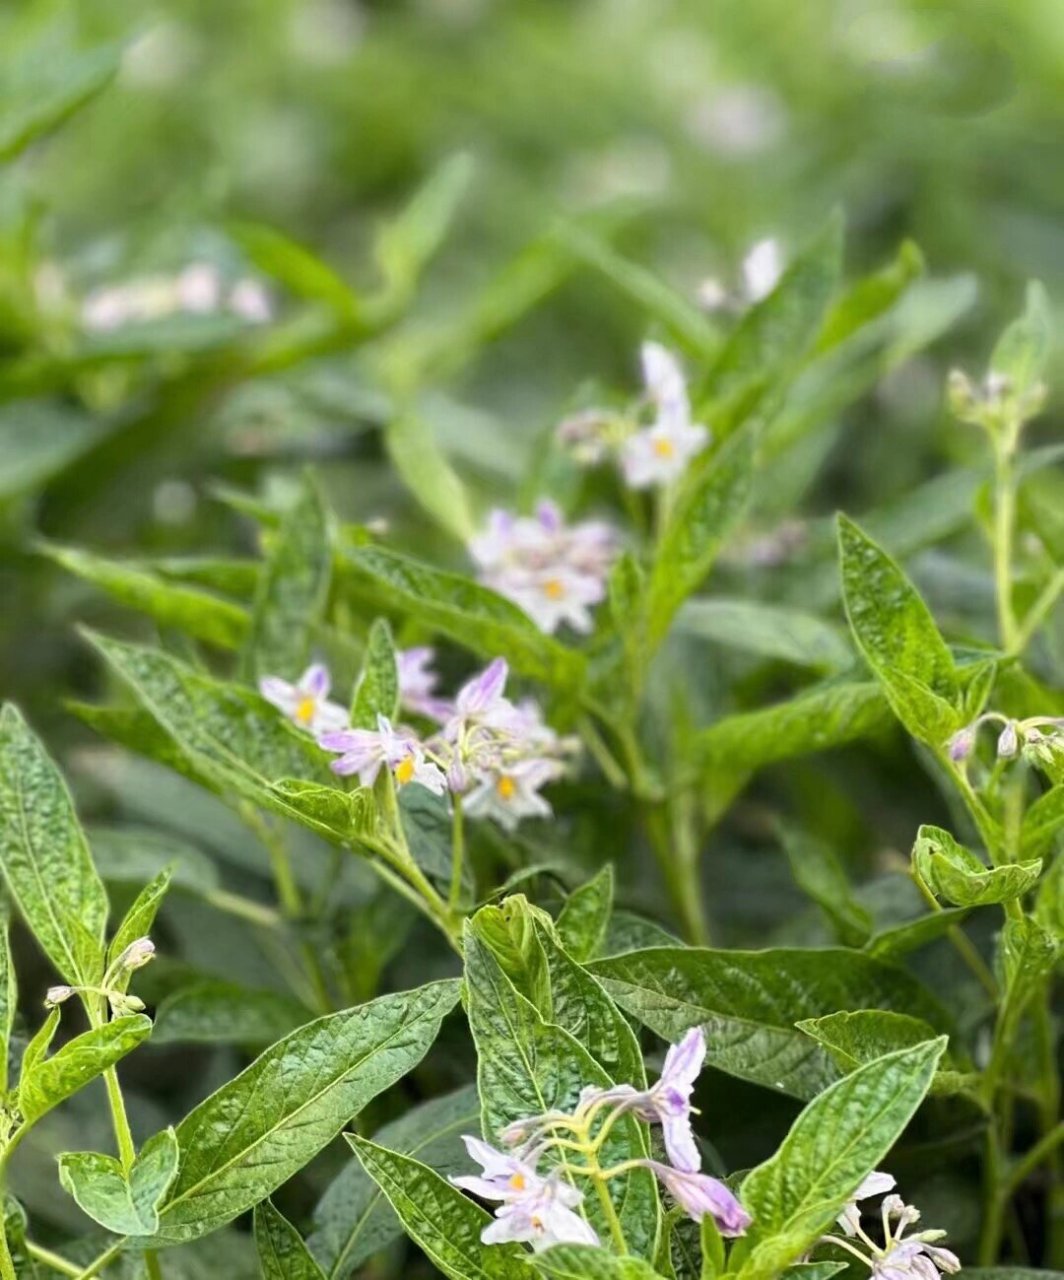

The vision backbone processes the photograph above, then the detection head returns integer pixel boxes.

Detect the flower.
[260,663,349,735]
[319,715,446,794]
[451,1136,599,1253]
[620,342,709,489]
[640,1160,751,1236]
[838,1171,896,1235]
[397,647,452,721]
[228,278,273,323]
[45,985,75,1008]
[872,1238,961,1280]
[463,757,563,831]
[698,238,784,313]
[469,501,618,634]
[116,938,156,971]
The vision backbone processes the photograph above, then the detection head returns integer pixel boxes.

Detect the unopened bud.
[947,369,978,421]
[109,993,146,1015]
[44,985,75,1008]
[947,725,976,762]
[996,721,1019,758]
[117,938,156,971]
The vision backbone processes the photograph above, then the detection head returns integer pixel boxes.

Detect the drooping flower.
[319,715,446,794]
[946,710,1064,768]
[838,1171,896,1235]
[396,647,452,721]
[260,663,349,734]
[871,1238,961,1280]
[620,342,710,489]
[640,1160,751,1236]
[469,501,618,635]
[819,1180,960,1280]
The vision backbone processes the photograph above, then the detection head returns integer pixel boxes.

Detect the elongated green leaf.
[18,1015,152,1126]
[991,281,1053,400]
[676,599,851,673]
[351,618,399,728]
[556,865,614,962]
[865,907,971,959]
[779,827,872,947]
[705,213,843,437]
[796,1009,951,1073]
[153,979,314,1047]
[465,924,657,1257]
[19,1008,59,1085]
[837,515,960,743]
[107,869,171,969]
[154,979,459,1242]
[375,152,474,301]
[647,429,755,647]
[532,1245,664,1280]
[59,1127,179,1236]
[242,475,331,683]
[349,1138,528,1280]
[589,947,948,1099]
[0,912,14,1094]
[386,414,477,543]
[41,544,248,650]
[0,402,110,500]
[342,545,584,689]
[310,1085,478,1278]
[913,825,1041,907]
[0,704,108,985]
[255,1200,326,1280]
[732,1039,946,1280]
[815,240,924,354]
[233,221,359,317]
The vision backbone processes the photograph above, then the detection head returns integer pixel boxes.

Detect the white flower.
[838,1170,896,1235]
[463,758,562,831]
[175,263,222,314]
[259,663,349,734]
[397,647,452,721]
[742,238,783,302]
[872,1238,961,1280]
[319,715,446,794]
[620,343,709,489]
[228,278,273,323]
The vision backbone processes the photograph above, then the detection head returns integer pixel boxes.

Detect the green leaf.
[342,545,585,689]
[732,1039,947,1280]
[465,922,657,1257]
[647,429,755,648]
[0,704,108,985]
[385,413,477,543]
[912,825,1041,908]
[0,402,111,500]
[309,1085,478,1279]
[18,1015,152,1126]
[837,515,960,744]
[675,600,851,673]
[815,240,924,354]
[153,979,314,1047]
[107,869,172,970]
[375,153,474,302]
[779,826,872,947]
[991,281,1053,401]
[865,907,972,959]
[154,979,459,1242]
[40,544,248,650]
[349,1137,528,1280]
[19,1008,60,1085]
[58,1127,179,1237]
[241,474,332,684]
[89,825,220,896]
[531,1245,665,1280]
[556,865,614,962]
[1019,784,1064,859]
[704,213,843,438]
[255,1200,326,1280]
[796,1009,957,1076]
[233,221,359,317]
[700,1215,725,1280]
[589,946,948,1099]
[0,911,15,1094]
[351,618,400,728]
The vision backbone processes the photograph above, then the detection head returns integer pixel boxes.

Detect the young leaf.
[351,617,400,728]
[241,474,331,684]
[18,1015,152,1126]
[837,515,960,743]
[796,1009,950,1073]
[531,1244,665,1279]
[349,1137,528,1280]
[152,979,314,1047]
[647,428,755,648]
[342,544,585,688]
[0,704,108,986]
[990,281,1053,401]
[107,869,172,969]
[154,979,459,1242]
[815,239,924,354]
[556,865,614,962]
[385,413,477,543]
[255,1200,326,1280]
[589,946,948,1099]
[912,825,1042,908]
[732,1038,947,1280]
[309,1085,478,1279]
[18,1008,60,1084]
[58,1127,179,1236]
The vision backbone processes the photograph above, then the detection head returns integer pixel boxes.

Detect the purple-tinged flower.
[397,647,452,721]
[260,663,349,735]
[450,1136,542,1203]
[463,758,563,831]
[997,720,1019,759]
[228,278,272,324]
[838,1170,896,1235]
[640,1160,751,1236]
[621,343,709,489]
[946,726,975,763]
[319,716,445,794]
[872,1238,961,1280]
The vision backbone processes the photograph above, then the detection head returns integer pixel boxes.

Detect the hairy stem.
[591,1172,629,1255]
[993,432,1019,652]
[449,793,466,912]
[645,801,709,946]
[26,1241,82,1276]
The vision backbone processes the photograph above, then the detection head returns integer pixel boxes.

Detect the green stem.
[993,433,1019,652]
[449,793,466,912]
[1001,1122,1064,1200]
[591,1174,628,1255]
[145,1253,164,1280]
[578,716,629,791]
[102,1067,136,1169]
[26,1242,82,1276]
[644,801,709,946]
[1010,567,1064,656]
[911,870,998,998]
[978,1124,1007,1265]
[204,889,282,929]
[74,1241,123,1279]
[0,1227,17,1280]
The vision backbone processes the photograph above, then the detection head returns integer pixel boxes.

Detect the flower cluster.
[469,501,619,634]
[947,711,1064,768]
[555,342,710,492]
[821,1171,961,1280]
[45,936,156,1018]
[450,1028,751,1254]
[262,656,576,830]
[82,262,272,332]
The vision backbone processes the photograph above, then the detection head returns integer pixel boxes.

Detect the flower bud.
[996,721,1019,758]
[44,985,75,1008]
[946,725,976,762]
[117,938,156,971]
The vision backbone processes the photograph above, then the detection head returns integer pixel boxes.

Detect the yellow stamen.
[295,696,316,724]
[531,1215,544,1231]
[497,775,517,801]
[509,1172,526,1191]
[394,756,416,785]
[543,577,566,600]
[653,437,675,458]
